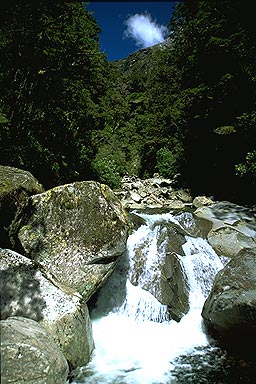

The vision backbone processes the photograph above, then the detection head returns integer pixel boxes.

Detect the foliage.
[236,151,256,181]
[156,146,183,178]
[0,0,255,205]
[0,0,108,188]
[92,146,123,189]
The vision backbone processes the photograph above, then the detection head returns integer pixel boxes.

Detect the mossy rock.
[0,248,94,369]
[13,181,130,301]
[0,165,44,248]
[1,316,68,384]
[202,248,256,358]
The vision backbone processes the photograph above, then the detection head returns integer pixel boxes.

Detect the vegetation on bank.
[0,0,255,204]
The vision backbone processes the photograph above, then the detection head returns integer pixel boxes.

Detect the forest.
[0,0,255,205]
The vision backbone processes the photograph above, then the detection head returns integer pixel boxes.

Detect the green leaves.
[156,146,183,179]
[0,0,254,204]
[0,1,108,187]
[236,151,256,181]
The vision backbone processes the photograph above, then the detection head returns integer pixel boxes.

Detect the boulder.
[174,211,209,238]
[202,248,256,358]
[174,189,193,203]
[192,195,215,208]
[162,199,186,210]
[207,225,256,258]
[162,252,190,322]
[128,219,190,322]
[0,165,44,248]
[194,202,256,257]
[0,316,69,384]
[128,212,147,230]
[0,248,94,369]
[12,181,129,300]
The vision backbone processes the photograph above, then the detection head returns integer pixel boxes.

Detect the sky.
[86,1,178,61]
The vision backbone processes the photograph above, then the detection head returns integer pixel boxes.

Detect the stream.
[70,211,256,384]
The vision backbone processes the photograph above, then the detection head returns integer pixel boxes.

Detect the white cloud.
[123,13,168,49]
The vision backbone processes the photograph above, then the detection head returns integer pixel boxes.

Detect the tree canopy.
[0,0,255,204]
[0,0,108,187]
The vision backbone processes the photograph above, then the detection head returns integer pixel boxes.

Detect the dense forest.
[0,0,255,205]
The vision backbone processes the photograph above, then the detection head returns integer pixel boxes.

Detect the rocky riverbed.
[1,166,256,383]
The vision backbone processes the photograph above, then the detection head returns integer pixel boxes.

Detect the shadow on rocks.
[0,264,46,321]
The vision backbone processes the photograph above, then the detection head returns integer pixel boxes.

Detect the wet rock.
[128,212,147,230]
[127,217,190,322]
[157,221,187,256]
[174,211,207,237]
[162,252,190,321]
[0,316,69,384]
[202,248,256,358]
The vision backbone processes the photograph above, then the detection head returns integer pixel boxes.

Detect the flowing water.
[70,211,254,384]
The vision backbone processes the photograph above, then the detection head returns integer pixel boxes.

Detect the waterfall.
[181,236,223,310]
[71,212,224,384]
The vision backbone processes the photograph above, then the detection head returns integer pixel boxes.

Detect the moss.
[0,180,14,194]
[10,180,130,301]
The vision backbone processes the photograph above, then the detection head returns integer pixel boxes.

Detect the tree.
[166,0,256,202]
[0,0,108,187]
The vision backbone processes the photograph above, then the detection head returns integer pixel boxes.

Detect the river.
[70,211,256,384]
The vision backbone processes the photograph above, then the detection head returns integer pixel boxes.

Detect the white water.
[72,212,224,384]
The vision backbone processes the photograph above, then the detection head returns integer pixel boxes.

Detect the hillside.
[114,36,173,76]
[0,1,255,205]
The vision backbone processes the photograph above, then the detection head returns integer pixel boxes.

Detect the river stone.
[127,219,189,322]
[130,191,142,202]
[174,189,193,203]
[0,316,69,384]
[0,165,44,248]
[115,174,193,211]
[12,181,129,300]
[202,248,256,358]
[0,248,94,369]
[163,199,186,210]
[207,225,256,258]
[162,252,190,322]
[128,212,147,230]
[157,221,187,256]
[194,202,256,257]
[157,222,190,321]
[192,196,214,208]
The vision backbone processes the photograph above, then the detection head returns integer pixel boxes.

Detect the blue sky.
[86,2,178,61]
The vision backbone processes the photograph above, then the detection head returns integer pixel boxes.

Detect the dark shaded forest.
[0,0,255,205]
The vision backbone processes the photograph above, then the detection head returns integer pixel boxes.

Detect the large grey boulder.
[0,248,94,369]
[207,225,256,258]
[12,181,129,300]
[192,195,214,208]
[0,165,44,248]
[194,201,256,258]
[202,248,256,357]
[0,316,69,384]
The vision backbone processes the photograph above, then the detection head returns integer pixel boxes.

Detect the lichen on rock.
[0,248,94,369]
[12,181,130,301]
[0,165,44,248]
